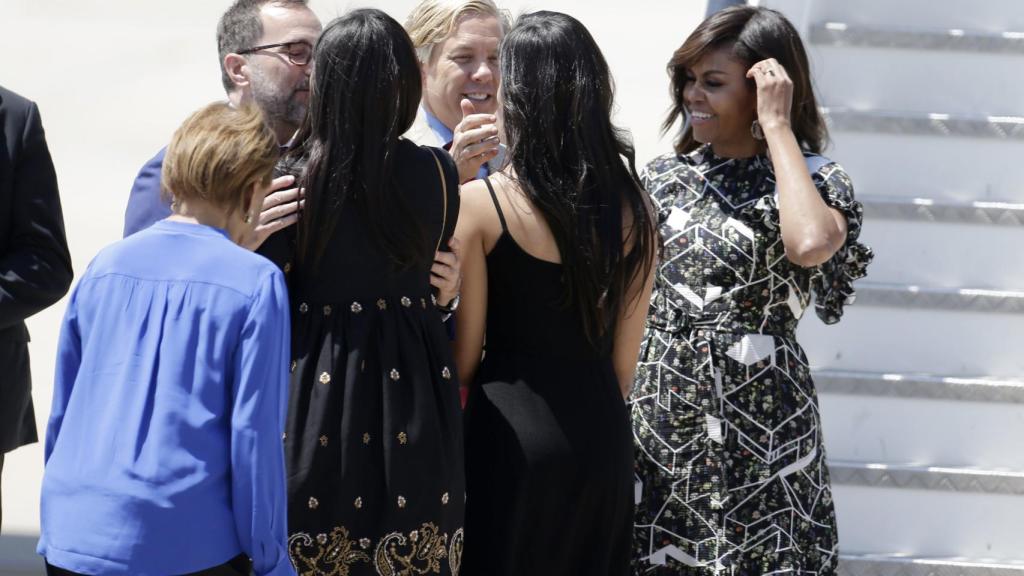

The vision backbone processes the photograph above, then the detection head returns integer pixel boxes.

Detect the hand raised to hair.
[450,99,501,183]
[746,58,793,134]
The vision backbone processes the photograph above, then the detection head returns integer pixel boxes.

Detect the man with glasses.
[122,0,321,244]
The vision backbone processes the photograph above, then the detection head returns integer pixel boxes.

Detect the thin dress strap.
[483,177,508,233]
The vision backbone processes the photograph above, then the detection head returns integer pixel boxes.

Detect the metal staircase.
[760,0,1024,572]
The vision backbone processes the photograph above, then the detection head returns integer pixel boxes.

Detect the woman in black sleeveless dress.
[266,11,464,575]
[453,12,658,576]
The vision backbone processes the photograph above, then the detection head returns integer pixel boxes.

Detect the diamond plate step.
[823,107,1024,140]
[815,370,1024,403]
[827,132,1024,203]
[829,461,1024,496]
[853,282,1024,314]
[839,554,1024,576]
[861,195,1024,226]
[805,0,1024,34]
[810,22,1024,54]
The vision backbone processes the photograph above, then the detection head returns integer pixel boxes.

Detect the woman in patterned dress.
[630,7,873,574]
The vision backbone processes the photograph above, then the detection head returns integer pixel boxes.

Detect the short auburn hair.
[162,102,278,214]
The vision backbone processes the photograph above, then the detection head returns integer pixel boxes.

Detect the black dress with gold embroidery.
[281,140,464,576]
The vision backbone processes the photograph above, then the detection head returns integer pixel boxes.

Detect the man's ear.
[224,53,251,89]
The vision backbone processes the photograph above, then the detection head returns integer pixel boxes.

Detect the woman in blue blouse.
[39,102,295,576]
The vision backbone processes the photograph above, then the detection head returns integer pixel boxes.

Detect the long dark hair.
[501,11,656,347]
[289,9,426,269]
[665,5,828,155]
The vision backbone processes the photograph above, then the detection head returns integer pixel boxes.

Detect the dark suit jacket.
[122,147,170,237]
[0,86,73,453]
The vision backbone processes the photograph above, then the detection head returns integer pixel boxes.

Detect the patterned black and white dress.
[630,145,872,575]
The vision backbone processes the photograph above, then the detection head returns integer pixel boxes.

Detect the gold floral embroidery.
[289,524,463,576]
[448,528,464,576]
[289,527,370,576]
[374,522,449,576]
[398,432,408,445]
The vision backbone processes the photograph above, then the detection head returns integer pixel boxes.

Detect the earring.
[244,212,253,224]
[750,120,765,140]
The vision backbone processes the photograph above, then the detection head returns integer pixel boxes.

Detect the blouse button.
[362,432,371,444]
[397,495,407,509]
[323,305,332,316]
[397,432,408,445]
[377,298,387,310]
[299,303,309,314]
[389,369,400,381]
[401,296,412,307]
[319,372,331,385]
[319,435,328,447]
[308,497,319,510]
[441,367,451,380]
[283,262,292,273]
[351,301,362,313]
[354,497,363,509]
[441,492,450,505]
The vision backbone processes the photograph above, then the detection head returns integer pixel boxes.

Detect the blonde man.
[405,0,509,183]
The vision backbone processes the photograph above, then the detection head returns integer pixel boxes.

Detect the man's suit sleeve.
[0,101,73,330]
[122,147,171,237]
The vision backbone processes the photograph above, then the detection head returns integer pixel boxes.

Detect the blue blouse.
[38,220,294,576]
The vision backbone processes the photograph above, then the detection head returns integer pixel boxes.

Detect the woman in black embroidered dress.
[630,7,873,574]
[276,10,464,576]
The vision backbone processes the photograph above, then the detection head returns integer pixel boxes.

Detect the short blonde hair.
[404,0,510,64]
[162,102,278,214]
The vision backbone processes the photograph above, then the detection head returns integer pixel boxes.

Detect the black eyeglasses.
[237,41,313,66]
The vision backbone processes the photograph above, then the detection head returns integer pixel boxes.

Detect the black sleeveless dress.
[462,179,634,575]
[279,140,465,576]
